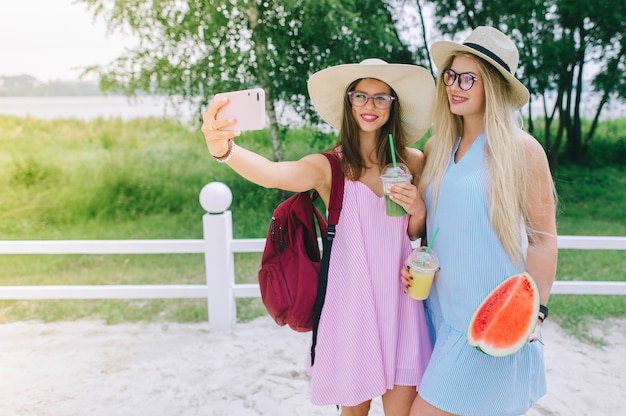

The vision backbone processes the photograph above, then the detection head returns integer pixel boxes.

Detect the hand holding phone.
[213,88,266,131]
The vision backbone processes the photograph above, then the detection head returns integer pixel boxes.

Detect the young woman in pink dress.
[202,59,435,415]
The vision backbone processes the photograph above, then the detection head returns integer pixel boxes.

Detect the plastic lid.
[408,248,439,269]
[380,163,412,180]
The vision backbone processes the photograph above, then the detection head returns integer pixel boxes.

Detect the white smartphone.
[213,87,266,131]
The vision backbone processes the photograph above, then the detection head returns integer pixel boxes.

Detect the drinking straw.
[388,134,398,178]
[425,226,440,255]
[388,134,398,170]
[420,226,440,267]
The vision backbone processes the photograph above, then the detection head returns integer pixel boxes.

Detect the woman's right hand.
[201,97,239,158]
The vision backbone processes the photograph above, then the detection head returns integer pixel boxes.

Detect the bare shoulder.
[422,136,436,157]
[299,152,333,178]
[518,130,546,157]
[299,152,333,194]
[300,152,333,166]
[517,130,551,175]
[405,147,425,176]
[406,146,425,161]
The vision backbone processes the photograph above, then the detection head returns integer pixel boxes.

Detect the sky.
[0,0,134,82]
[0,1,433,83]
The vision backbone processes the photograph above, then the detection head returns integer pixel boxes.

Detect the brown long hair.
[329,78,408,180]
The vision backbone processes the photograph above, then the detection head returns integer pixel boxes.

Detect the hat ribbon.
[463,42,511,73]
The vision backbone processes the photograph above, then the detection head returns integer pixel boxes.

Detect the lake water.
[0,95,623,123]
[0,96,198,122]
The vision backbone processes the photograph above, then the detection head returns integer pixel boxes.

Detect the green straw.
[420,226,440,267]
[388,134,398,169]
[426,226,440,254]
[388,134,398,178]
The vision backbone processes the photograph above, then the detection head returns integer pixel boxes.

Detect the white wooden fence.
[0,182,625,331]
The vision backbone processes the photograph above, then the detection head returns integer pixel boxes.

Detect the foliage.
[0,116,624,340]
[532,114,626,169]
[424,0,626,168]
[72,1,626,169]
[0,115,334,239]
[77,0,419,162]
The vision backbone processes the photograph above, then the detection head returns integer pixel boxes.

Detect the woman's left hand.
[389,182,425,217]
[528,320,543,344]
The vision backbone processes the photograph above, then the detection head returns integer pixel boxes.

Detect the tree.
[78,0,420,162]
[423,0,626,168]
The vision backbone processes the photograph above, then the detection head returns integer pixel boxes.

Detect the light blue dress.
[420,134,546,416]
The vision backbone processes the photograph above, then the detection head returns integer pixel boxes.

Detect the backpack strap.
[325,153,344,226]
[310,152,344,366]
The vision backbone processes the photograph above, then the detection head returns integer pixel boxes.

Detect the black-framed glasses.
[442,69,480,91]
[347,91,395,109]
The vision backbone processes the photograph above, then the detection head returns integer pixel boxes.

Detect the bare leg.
[409,393,457,416]
[340,399,371,416]
[381,385,418,416]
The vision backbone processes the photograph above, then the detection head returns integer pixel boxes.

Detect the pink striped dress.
[308,178,432,407]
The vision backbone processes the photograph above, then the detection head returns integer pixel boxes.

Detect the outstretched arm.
[202,96,331,199]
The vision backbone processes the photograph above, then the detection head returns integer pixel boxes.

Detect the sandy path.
[0,317,623,415]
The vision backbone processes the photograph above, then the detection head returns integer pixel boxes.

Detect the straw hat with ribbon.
[307,58,435,145]
[430,26,529,109]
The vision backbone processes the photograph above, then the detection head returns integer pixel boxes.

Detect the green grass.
[547,163,626,343]
[0,114,624,343]
[538,119,626,343]
[0,115,320,325]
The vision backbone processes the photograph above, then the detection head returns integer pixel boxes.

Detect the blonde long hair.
[419,53,537,266]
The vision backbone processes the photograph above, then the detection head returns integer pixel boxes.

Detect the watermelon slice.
[467,272,540,357]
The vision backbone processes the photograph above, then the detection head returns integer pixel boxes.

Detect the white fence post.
[199,182,236,331]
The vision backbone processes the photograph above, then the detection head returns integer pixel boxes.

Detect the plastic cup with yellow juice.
[406,246,439,300]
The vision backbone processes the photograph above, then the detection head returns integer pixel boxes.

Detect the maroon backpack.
[258,153,344,365]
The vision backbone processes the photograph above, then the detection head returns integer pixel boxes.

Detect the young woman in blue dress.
[402,26,558,416]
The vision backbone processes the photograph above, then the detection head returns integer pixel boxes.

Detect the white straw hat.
[430,26,530,109]
[307,58,435,144]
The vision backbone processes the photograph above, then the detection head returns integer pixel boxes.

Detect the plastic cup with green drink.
[380,163,412,217]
